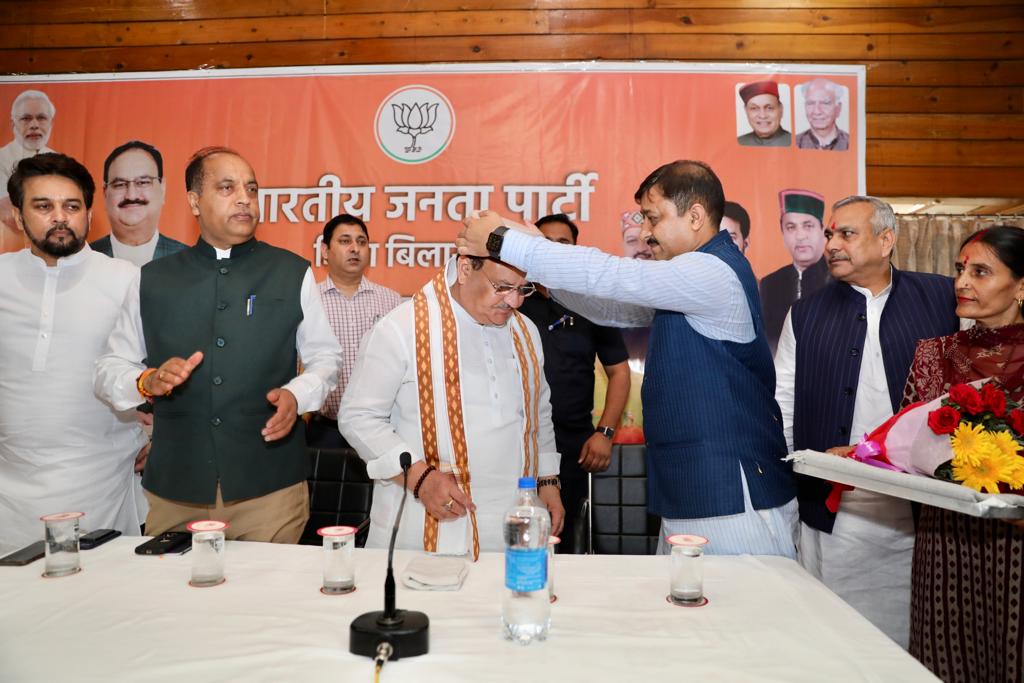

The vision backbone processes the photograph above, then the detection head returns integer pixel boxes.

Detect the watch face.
[486,231,503,256]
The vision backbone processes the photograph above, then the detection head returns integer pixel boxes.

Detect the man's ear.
[879,227,896,259]
[456,255,472,285]
[187,191,200,217]
[688,202,708,232]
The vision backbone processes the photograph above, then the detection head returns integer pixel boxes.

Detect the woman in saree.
[902,225,1024,682]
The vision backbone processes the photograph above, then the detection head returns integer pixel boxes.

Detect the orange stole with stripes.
[412,269,541,560]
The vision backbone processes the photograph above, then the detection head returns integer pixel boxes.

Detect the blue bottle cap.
[518,476,536,489]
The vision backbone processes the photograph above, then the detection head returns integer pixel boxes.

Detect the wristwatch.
[486,226,510,259]
[595,425,615,439]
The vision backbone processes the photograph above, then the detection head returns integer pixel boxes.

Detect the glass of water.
[667,534,709,607]
[40,511,84,578]
[547,535,560,603]
[317,526,356,595]
[186,520,228,587]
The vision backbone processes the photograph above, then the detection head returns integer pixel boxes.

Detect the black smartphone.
[0,540,46,566]
[134,531,191,556]
[80,528,122,549]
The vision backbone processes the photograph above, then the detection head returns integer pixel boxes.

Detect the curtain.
[894,215,1024,276]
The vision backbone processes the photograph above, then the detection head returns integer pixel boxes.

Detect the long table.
[0,538,935,681]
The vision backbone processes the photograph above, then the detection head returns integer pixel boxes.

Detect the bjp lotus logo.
[375,85,455,164]
[392,102,438,153]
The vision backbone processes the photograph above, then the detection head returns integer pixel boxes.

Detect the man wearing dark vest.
[774,196,958,647]
[95,147,342,543]
[760,189,830,353]
[459,160,798,557]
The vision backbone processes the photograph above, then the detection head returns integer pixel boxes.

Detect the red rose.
[1009,409,1024,435]
[927,406,962,435]
[981,383,1007,417]
[948,383,984,415]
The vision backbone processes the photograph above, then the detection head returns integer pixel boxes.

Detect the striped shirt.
[318,276,402,419]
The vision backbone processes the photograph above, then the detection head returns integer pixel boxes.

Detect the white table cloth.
[0,538,935,682]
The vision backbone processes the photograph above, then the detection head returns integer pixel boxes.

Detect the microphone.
[350,451,430,660]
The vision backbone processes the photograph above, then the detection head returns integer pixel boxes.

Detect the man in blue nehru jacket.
[775,196,958,647]
[459,160,798,557]
[96,147,341,543]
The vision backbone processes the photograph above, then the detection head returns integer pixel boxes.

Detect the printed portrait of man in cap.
[759,189,830,351]
[737,81,791,148]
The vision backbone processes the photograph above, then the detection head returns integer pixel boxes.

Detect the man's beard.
[28,223,86,259]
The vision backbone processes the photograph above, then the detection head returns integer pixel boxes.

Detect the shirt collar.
[27,242,93,270]
[324,275,372,296]
[195,236,257,260]
[849,265,894,300]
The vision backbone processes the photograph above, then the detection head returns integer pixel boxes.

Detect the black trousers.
[555,430,591,554]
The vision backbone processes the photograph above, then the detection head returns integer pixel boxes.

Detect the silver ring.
[443,498,455,511]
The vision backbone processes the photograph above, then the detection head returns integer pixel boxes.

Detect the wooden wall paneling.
[868,166,1024,197]
[867,86,1023,114]
[868,114,1024,140]
[867,140,1024,167]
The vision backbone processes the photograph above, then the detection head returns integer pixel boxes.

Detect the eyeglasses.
[483,273,536,298]
[105,176,160,193]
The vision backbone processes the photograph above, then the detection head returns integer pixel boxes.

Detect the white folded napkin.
[401,555,469,591]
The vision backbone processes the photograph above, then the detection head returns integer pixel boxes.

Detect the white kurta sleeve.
[338,315,420,481]
[532,327,561,477]
[774,310,798,453]
[283,268,342,414]
[94,271,149,411]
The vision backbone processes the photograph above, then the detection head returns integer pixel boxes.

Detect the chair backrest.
[300,447,373,547]
[590,444,660,554]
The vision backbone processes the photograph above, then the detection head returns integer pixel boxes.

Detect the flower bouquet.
[852,379,1024,494]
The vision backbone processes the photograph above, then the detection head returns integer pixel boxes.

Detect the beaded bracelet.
[136,368,158,399]
[413,465,437,499]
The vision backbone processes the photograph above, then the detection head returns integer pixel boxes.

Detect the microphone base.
[349,609,430,660]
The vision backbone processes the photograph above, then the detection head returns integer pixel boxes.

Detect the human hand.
[579,432,613,473]
[826,445,855,458]
[134,441,151,473]
[537,484,565,537]
[456,210,541,258]
[263,388,298,441]
[419,470,475,521]
[144,350,204,397]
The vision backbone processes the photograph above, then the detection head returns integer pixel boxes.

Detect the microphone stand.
[350,452,430,660]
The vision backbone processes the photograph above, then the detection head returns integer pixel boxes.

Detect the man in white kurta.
[0,152,146,553]
[340,256,562,556]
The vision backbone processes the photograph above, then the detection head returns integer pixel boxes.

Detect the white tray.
[789,450,1024,520]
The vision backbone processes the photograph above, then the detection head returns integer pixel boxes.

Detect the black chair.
[588,444,660,554]
[300,447,373,547]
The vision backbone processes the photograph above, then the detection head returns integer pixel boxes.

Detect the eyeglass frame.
[481,272,536,298]
[104,175,162,193]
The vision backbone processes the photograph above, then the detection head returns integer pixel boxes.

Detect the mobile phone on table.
[134,531,191,555]
[0,540,45,566]
[80,528,121,549]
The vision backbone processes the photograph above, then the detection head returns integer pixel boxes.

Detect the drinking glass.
[667,534,709,607]
[318,526,356,595]
[186,520,228,587]
[40,511,84,578]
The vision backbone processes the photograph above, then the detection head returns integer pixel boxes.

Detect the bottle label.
[504,547,547,592]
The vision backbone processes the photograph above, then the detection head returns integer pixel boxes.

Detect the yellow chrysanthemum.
[1003,458,1024,491]
[953,448,1016,494]
[950,423,989,466]
[990,430,1022,459]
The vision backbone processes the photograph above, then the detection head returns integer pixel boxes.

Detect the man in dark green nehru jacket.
[95,146,342,543]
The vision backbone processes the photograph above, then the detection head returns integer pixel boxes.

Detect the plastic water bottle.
[502,476,552,644]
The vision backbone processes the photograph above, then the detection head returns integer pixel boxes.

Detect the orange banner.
[0,63,864,294]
